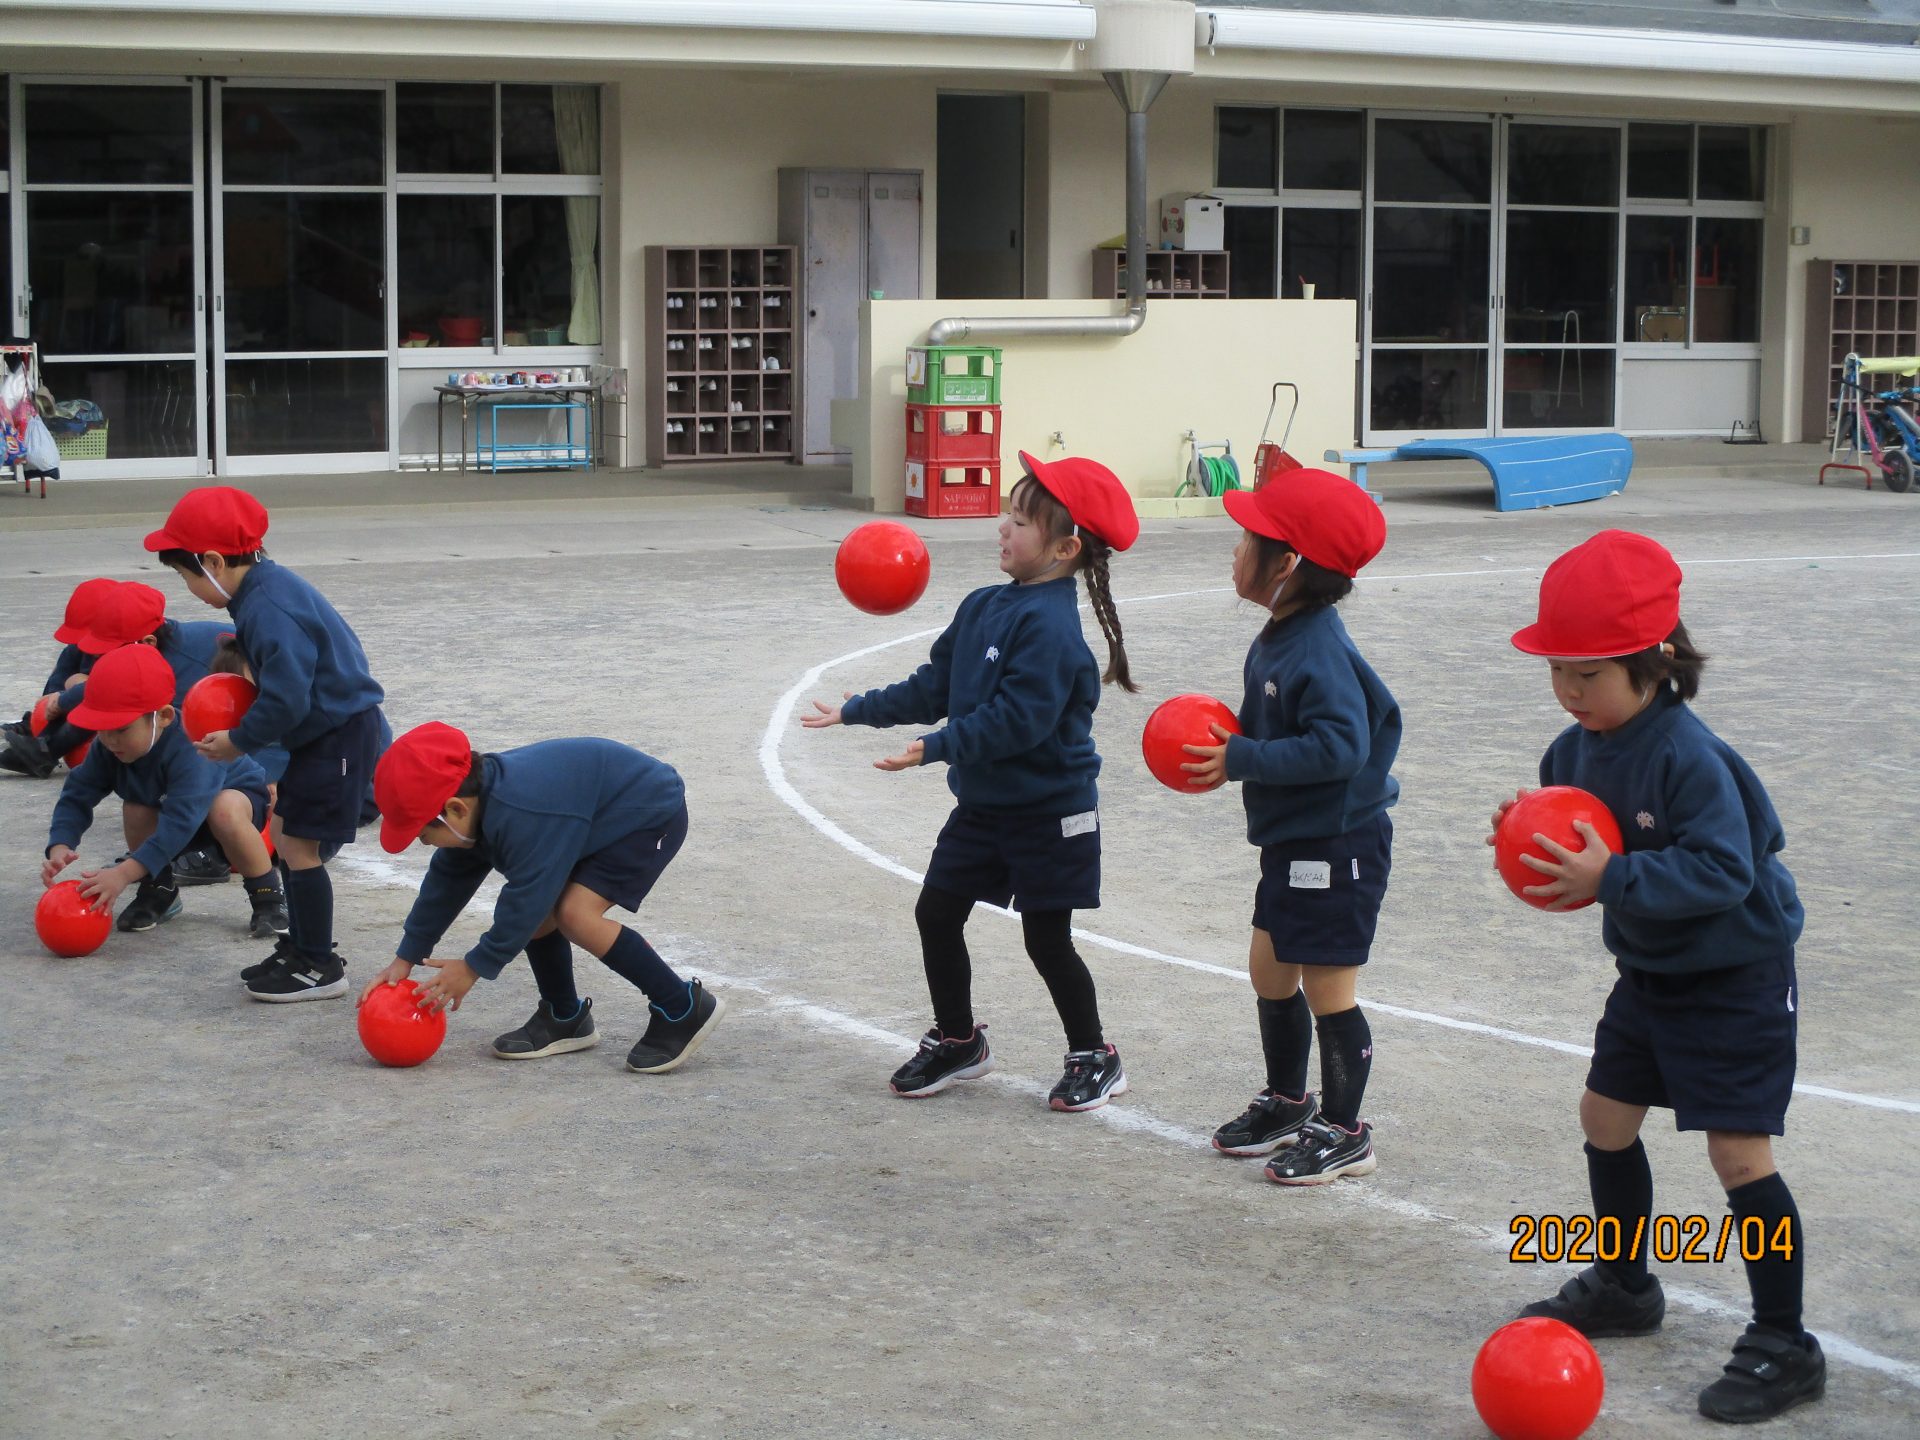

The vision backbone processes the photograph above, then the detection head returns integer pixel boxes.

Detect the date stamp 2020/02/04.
[1509,1213,1796,1266]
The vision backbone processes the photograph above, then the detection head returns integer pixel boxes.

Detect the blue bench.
[1324,434,1634,513]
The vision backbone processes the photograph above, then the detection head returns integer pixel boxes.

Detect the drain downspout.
[927,67,1169,345]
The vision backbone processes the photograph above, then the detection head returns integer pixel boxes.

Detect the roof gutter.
[1196,6,1920,86]
[0,0,1098,40]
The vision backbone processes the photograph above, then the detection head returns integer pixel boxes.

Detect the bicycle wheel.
[1886,451,1915,493]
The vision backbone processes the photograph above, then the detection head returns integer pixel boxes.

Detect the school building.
[4,0,1918,509]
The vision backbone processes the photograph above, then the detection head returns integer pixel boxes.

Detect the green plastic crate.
[906,346,1001,406]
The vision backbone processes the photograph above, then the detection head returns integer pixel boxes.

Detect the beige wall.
[850,298,1358,512]
[1768,111,1920,441]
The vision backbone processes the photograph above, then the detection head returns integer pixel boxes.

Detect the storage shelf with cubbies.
[1091,248,1229,300]
[1802,259,1920,440]
[645,245,796,464]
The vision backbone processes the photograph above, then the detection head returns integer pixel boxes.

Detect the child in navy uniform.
[1182,471,1400,1185]
[3,576,118,778]
[37,579,281,887]
[40,644,278,937]
[361,723,724,1073]
[805,452,1139,1112]
[1495,530,1822,1424]
[146,486,385,1003]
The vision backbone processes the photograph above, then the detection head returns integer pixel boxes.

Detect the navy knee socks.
[1257,992,1312,1098]
[1729,1171,1805,1337]
[525,932,579,1018]
[1315,1005,1373,1130]
[283,865,333,959]
[598,927,691,1017]
[1587,1138,1656,1293]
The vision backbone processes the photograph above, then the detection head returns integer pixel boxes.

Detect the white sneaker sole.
[494,1032,600,1060]
[1266,1148,1378,1186]
[890,1054,994,1097]
[1212,1131,1304,1157]
[626,993,727,1074]
[247,976,348,1003]
[1051,1072,1130,1113]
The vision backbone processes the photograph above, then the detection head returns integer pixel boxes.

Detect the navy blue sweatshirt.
[1541,689,1803,975]
[43,644,93,695]
[47,721,269,878]
[223,559,383,754]
[396,740,687,978]
[841,577,1101,816]
[1225,606,1401,846]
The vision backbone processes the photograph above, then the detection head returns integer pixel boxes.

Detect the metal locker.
[779,167,923,464]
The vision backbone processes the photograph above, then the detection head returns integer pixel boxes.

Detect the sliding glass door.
[212,80,390,473]
[14,78,206,476]
[1365,114,1496,440]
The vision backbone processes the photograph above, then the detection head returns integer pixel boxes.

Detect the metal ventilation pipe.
[927,68,1169,345]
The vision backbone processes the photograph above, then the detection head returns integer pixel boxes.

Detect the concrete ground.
[2,451,1916,1439]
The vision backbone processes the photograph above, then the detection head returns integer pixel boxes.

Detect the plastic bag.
[23,414,61,473]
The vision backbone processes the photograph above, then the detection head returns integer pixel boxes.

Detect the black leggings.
[914,885,1104,1051]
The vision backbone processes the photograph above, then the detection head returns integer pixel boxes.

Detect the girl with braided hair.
[803,451,1139,1111]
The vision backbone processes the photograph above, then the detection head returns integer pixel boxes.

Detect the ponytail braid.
[1081,538,1137,693]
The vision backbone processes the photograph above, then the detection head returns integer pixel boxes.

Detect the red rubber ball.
[1141,693,1241,792]
[357,980,448,1068]
[181,673,259,743]
[1472,1317,1604,1440]
[1494,786,1625,911]
[35,880,113,958]
[835,522,931,616]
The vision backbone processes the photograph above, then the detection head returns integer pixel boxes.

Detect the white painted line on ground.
[335,848,1920,1389]
[760,565,1920,1118]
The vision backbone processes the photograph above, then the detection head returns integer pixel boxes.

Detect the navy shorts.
[924,804,1101,913]
[274,706,384,846]
[1586,954,1798,1135]
[1252,813,1392,966]
[567,803,688,912]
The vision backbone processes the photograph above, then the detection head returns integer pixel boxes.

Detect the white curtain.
[553,86,602,346]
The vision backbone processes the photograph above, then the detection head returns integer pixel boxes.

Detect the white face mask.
[203,569,233,602]
[437,809,474,844]
[1268,557,1299,610]
[141,712,159,758]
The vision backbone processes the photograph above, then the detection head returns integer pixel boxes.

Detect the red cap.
[143,486,269,555]
[375,722,475,853]
[79,581,167,655]
[66,644,177,731]
[1512,530,1682,659]
[1015,451,1140,552]
[1222,468,1385,577]
[54,578,120,645]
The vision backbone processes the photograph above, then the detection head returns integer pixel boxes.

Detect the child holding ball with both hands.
[1496,530,1822,1424]
[805,452,1139,1113]
[1181,470,1401,1186]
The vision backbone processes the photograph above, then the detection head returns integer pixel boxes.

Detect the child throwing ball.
[1497,530,1823,1423]
[1183,470,1399,1185]
[804,452,1139,1112]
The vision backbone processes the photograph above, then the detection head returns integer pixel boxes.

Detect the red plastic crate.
[905,460,1001,519]
[905,404,1001,465]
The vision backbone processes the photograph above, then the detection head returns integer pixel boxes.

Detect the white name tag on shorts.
[1289,860,1331,889]
[1061,810,1099,838]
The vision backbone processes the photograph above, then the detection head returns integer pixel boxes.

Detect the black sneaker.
[173,845,233,885]
[246,886,291,940]
[1264,1119,1378,1185]
[1520,1263,1666,1338]
[1049,1043,1129,1112]
[240,937,293,984]
[1697,1325,1826,1423]
[494,998,600,1060]
[246,950,347,1003]
[1212,1090,1320,1155]
[625,980,725,1073]
[2,730,58,779]
[116,878,182,933]
[889,1025,994,1097]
